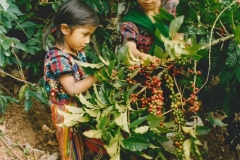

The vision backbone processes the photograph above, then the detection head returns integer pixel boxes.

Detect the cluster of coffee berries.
[166,64,183,77]
[220,28,225,36]
[174,131,185,158]
[130,94,138,103]
[173,108,185,125]
[188,69,202,75]
[164,73,174,88]
[128,64,141,71]
[145,76,164,115]
[188,85,200,112]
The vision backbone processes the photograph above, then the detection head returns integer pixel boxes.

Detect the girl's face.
[63,25,97,54]
[137,0,161,12]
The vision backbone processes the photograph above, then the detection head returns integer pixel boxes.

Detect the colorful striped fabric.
[51,101,84,160]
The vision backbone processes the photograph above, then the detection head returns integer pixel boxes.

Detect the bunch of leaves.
[0,90,18,113]
[18,83,48,112]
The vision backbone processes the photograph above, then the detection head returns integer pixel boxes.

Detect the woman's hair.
[42,0,99,50]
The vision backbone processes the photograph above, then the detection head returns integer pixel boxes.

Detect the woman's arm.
[125,41,153,60]
[59,74,97,96]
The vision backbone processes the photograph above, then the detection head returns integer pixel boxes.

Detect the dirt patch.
[0,101,59,160]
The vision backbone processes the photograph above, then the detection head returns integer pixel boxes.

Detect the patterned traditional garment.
[121,21,154,54]
[120,6,169,55]
[44,48,87,160]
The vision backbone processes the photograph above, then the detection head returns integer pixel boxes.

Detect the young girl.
[121,0,181,60]
[42,0,99,159]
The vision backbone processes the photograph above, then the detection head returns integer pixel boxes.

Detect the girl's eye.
[83,33,89,37]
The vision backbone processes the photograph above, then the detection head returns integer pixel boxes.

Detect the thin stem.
[136,86,147,96]
[162,108,174,116]
[0,85,12,95]
[0,70,32,85]
[11,49,28,86]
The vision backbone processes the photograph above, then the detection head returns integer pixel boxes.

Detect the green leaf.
[219,67,234,83]
[65,105,85,114]
[115,111,130,133]
[24,99,32,112]
[76,61,104,69]
[19,85,27,101]
[101,68,111,80]
[134,126,149,134]
[169,16,184,39]
[19,21,36,29]
[124,84,138,102]
[108,60,115,76]
[2,39,11,50]
[97,116,109,129]
[117,67,124,80]
[93,83,105,105]
[13,40,28,52]
[196,126,211,135]
[105,141,120,160]
[83,129,103,139]
[84,107,98,117]
[99,54,110,66]
[156,126,171,133]
[94,71,104,81]
[122,137,151,152]
[0,0,9,11]
[57,109,89,127]
[117,45,129,62]
[154,45,168,59]
[0,26,7,34]
[154,135,169,142]
[129,68,140,79]
[154,8,174,24]
[51,2,61,12]
[234,25,240,44]
[147,114,164,128]
[236,65,240,82]
[7,3,23,16]
[135,152,153,159]
[78,94,97,109]
[31,90,47,104]
[183,139,192,160]
[130,116,148,128]
[225,53,237,68]
[0,49,6,67]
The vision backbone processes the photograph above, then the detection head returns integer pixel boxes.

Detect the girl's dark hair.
[42,0,99,50]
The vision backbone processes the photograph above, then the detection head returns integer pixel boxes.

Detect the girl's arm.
[59,74,97,96]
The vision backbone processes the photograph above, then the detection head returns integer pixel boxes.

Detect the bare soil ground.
[0,77,239,160]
